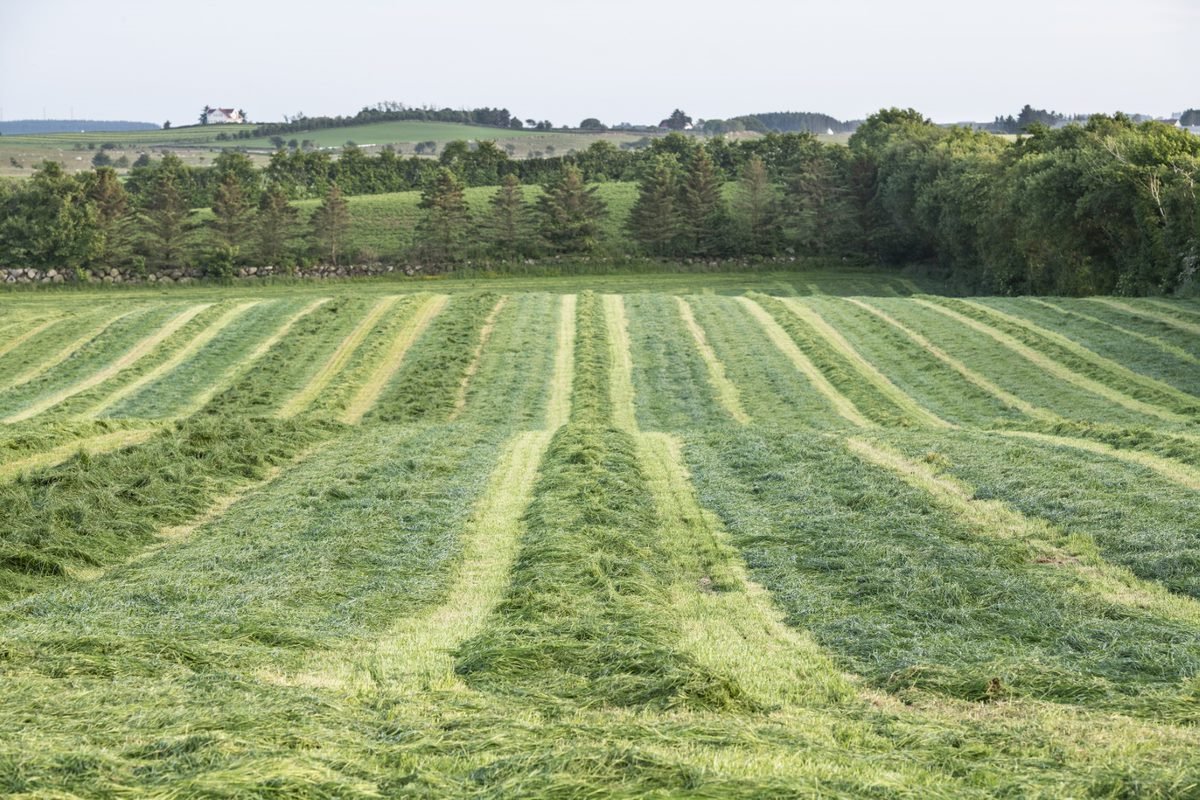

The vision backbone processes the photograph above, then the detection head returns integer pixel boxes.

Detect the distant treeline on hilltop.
[0,120,159,135]
[701,112,861,135]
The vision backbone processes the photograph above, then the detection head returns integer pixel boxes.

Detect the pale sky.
[1,0,1196,126]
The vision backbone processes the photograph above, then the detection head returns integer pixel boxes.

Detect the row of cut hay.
[621,294,742,431]
[0,415,331,602]
[738,295,872,426]
[987,298,1200,400]
[54,301,258,421]
[367,292,503,424]
[878,428,1200,602]
[923,298,1199,423]
[868,298,1174,429]
[199,296,377,418]
[682,425,1200,719]
[109,298,330,419]
[827,297,1037,426]
[685,295,848,429]
[777,297,952,428]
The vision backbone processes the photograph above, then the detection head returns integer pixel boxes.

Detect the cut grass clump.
[456,423,753,712]
[0,415,332,602]
[368,292,501,424]
[569,291,612,426]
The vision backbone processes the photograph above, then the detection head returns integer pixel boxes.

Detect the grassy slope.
[0,280,1198,796]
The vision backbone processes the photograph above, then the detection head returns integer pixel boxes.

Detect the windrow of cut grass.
[457,291,751,711]
[1092,297,1200,336]
[200,296,376,418]
[684,295,852,429]
[622,294,733,431]
[456,293,561,429]
[924,298,1200,425]
[682,426,1200,718]
[880,429,1200,600]
[1030,298,1200,366]
[869,298,1169,428]
[367,292,502,424]
[39,301,247,421]
[819,297,1031,427]
[0,415,330,602]
[103,298,318,419]
[2,304,214,423]
[983,298,1200,401]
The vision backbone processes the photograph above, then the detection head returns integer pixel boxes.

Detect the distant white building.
[205,107,244,124]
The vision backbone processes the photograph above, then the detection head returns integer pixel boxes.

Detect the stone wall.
[2,263,409,286]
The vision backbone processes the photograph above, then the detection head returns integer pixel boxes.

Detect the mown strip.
[80,301,262,419]
[455,424,752,711]
[939,298,1200,421]
[844,297,1053,423]
[683,427,1200,716]
[688,295,847,428]
[0,316,61,363]
[0,427,159,484]
[602,294,637,432]
[200,296,374,418]
[916,298,1196,425]
[779,297,953,428]
[1092,297,1200,336]
[448,296,508,421]
[1030,298,1200,367]
[368,292,502,424]
[0,415,330,602]
[0,306,142,395]
[878,430,1200,601]
[2,304,212,423]
[636,431,852,709]
[276,295,404,419]
[621,293,737,431]
[675,296,750,424]
[173,297,331,418]
[738,295,872,427]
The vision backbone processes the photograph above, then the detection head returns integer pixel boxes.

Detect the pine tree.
[485,173,531,258]
[783,151,856,255]
[628,155,682,256]
[137,155,195,268]
[209,172,255,259]
[309,183,351,265]
[680,148,727,256]
[255,185,301,266]
[733,155,780,255]
[537,164,607,253]
[83,167,133,267]
[415,167,470,263]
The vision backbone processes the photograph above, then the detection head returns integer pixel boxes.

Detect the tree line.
[1,110,1197,294]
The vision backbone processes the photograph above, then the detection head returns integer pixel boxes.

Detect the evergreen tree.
[137,154,195,268]
[82,166,133,267]
[783,150,857,254]
[309,183,351,265]
[415,167,470,263]
[485,173,531,257]
[537,164,607,253]
[255,185,301,266]
[627,155,682,256]
[680,148,727,256]
[209,172,255,260]
[732,155,781,255]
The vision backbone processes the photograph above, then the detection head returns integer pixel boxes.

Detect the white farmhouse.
[205,107,244,124]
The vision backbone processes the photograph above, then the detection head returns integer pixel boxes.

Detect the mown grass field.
[1,272,1198,797]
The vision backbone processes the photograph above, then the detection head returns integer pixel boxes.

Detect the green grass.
[1,275,1199,795]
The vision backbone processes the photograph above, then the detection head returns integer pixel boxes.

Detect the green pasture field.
[0,120,652,177]
[1,272,1199,797]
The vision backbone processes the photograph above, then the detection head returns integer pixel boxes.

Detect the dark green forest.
[2,109,1198,295]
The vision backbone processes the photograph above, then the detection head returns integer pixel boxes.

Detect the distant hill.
[0,120,159,135]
